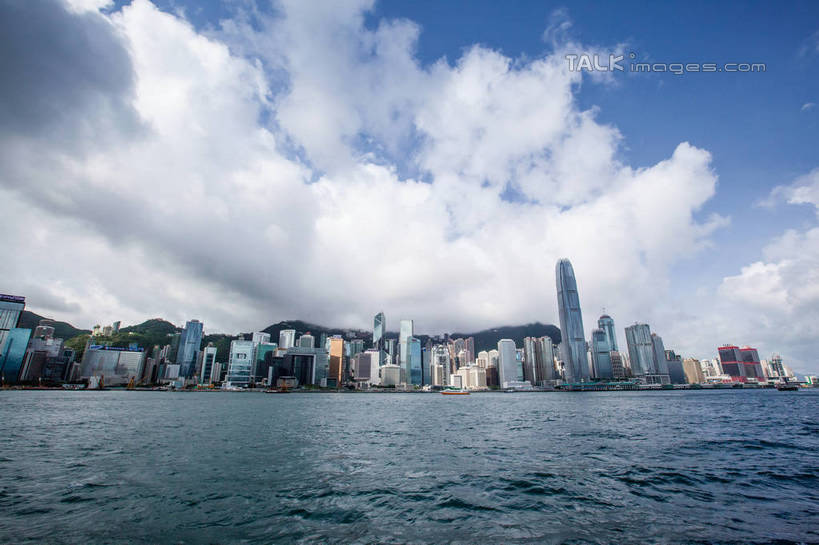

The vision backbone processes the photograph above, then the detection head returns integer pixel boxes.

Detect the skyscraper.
[298,333,314,348]
[431,344,451,386]
[398,319,413,381]
[328,336,344,387]
[373,312,386,366]
[497,339,522,387]
[0,327,31,384]
[590,328,613,379]
[176,320,203,378]
[0,294,25,357]
[625,323,655,376]
[200,343,218,384]
[279,329,296,349]
[225,339,254,388]
[408,337,422,386]
[598,314,618,352]
[555,259,589,382]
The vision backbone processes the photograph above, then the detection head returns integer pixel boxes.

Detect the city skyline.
[1,1,818,375]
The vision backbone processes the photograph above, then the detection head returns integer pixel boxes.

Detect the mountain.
[261,320,369,343]
[120,318,180,337]
[260,319,561,352]
[17,310,90,340]
[451,323,561,353]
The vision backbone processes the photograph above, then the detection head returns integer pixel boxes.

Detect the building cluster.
[0,259,811,389]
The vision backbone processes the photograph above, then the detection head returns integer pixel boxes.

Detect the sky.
[1,0,818,373]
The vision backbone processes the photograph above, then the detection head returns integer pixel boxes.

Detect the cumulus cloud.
[708,169,819,372]
[6,0,790,370]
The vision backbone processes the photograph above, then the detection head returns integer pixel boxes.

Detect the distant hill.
[120,318,180,337]
[260,319,561,352]
[451,323,561,352]
[17,310,90,340]
[261,320,369,344]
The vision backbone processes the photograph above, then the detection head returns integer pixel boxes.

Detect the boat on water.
[777,383,799,391]
[441,390,470,395]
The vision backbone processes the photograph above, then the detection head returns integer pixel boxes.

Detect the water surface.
[0,389,817,543]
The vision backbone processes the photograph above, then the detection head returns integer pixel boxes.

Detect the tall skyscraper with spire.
[597,314,618,352]
[555,259,589,382]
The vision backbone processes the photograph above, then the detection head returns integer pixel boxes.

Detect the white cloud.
[708,170,819,373]
[802,102,816,112]
[20,0,819,374]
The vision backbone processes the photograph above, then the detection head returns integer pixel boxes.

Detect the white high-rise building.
[431,344,451,386]
[200,344,219,383]
[225,339,254,388]
[278,329,296,350]
[498,339,522,387]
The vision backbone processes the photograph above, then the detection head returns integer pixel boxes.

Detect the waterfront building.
[254,342,278,384]
[225,339,254,388]
[537,336,556,383]
[598,314,618,352]
[328,336,344,387]
[431,363,445,386]
[555,259,590,382]
[717,345,764,382]
[476,350,489,368]
[398,319,413,380]
[408,336,422,386]
[79,344,146,386]
[498,339,524,387]
[610,350,626,379]
[431,344,451,386]
[19,323,67,382]
[422,339,431,387]
[455,365,486,390]
[200,343,218,383]
[373,312,386,366]
[176,320,203,378]
[488,349,499,368]
[625,323,654,376]
[625,324,670,384]
[278,329,296,350]
[353,349,380,387]
[767,354,786,379]
[522,337,538,384]
[590,328,613,379]
[665,350,686,384]
[0,294,25,357]
[380,363,401,387]
[682,357,705,384]
[0,327,32,384]
[464,337,475,367]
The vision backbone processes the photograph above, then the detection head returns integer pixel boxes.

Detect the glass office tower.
[555,259,589,382]
[176,319,203,378]
[598,314,618,352]
[373,312,386,366]
[0,294,26,358]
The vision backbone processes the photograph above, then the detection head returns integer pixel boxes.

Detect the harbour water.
[0,390,817,544]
